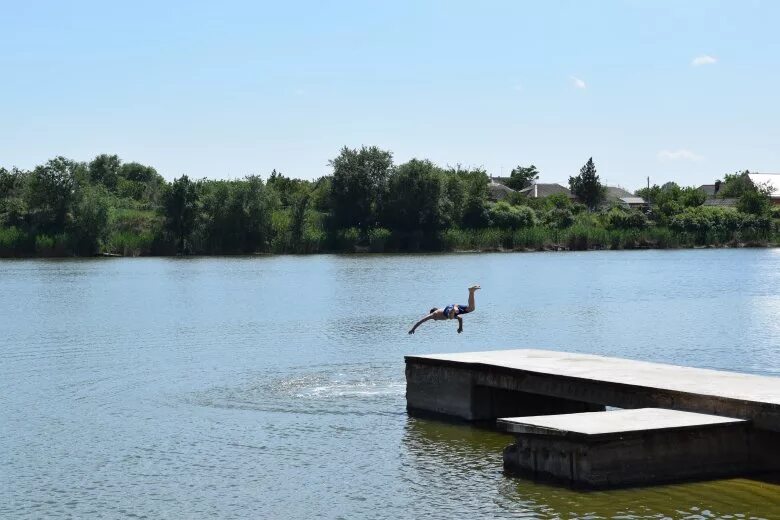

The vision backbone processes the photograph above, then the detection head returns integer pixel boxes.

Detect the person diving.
[408,285,480,335]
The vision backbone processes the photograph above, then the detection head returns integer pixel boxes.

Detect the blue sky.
[2,0,779,190]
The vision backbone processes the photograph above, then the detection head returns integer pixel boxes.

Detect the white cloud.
[571,76,586,89]
[692,55,717,66]
[658,149,703,161]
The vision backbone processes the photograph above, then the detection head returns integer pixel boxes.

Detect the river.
[2,250,779,518]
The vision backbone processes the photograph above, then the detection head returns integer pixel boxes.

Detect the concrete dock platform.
[405,349,780,430]
[499,408,753,488]
[405,349,780,487]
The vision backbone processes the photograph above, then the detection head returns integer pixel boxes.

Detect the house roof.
[698,184,720,197]
[518,183,572,198]
[606,186,636,199]
[487,181,516,200]
[620,197,646,205]
[702,198,738,207]
[747,173,780,198]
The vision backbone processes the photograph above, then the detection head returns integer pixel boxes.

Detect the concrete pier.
[405,349,780,430]
[405,349,780,487]
[500,408,753,488]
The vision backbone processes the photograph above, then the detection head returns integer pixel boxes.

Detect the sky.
[2,0,780,191]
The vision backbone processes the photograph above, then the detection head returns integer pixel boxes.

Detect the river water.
[2,250,779,519]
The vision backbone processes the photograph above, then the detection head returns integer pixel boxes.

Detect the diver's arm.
[409,314,434,334]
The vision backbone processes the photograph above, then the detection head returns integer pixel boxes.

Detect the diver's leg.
[466,285,480,312]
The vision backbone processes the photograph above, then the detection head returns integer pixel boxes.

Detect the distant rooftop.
[487,180,516,201]
[703,198,738,207]
[518,183,573,198]
[606,186,636,199]
[698,184,721,197]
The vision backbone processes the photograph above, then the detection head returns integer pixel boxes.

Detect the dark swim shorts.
[443,304,470,317]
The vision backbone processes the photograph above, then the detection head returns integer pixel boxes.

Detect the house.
[518,183,575,199]
[699,172,780,205]
[605,186,647,209]
[487,180,516,201]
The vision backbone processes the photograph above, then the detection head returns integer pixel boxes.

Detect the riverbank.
[2,232,778,258]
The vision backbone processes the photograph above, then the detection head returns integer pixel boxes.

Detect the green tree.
[329,146,393,233]
[680,186,706,208]
[718,171,752,198]
[89,154,121,190]
[382,159,444,233]
[68,186,111,254]
[569,158,606,210]
[241,175,277,251]
[309,176,332,213]
[635,184,661,203]
[163,175,199,253]
[117,162,166,205]
[196,176,276,253]
[26,157,79,233]
[505,164,539,191]
[738,187,771,216]
[0,167,28,228]
[289,191,310,251]
[458,168,490,228]
[268,169,311,208]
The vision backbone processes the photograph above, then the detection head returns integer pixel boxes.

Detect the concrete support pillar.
[406,361,604,421]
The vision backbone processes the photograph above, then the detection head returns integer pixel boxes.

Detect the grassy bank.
[2,223,778,257]
[440,226,778,252]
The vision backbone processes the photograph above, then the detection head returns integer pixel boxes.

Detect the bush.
[0,226,27,255]
[440,228,508,251]
[511,227,548,250]
[32,233,68,256]
[670,207,739,234]
[488,202,537,229]
[368,227,392,252]
[562,225,609,250]
[605,208,649,230]
[35,234,56,255]
[105,231,155,256]
[738,189,771,216]
[300,228,326,253]
[543,207,574,229]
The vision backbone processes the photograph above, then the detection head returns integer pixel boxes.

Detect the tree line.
[0,147,777,257]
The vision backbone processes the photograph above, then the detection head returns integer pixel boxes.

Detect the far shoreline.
[2,241,778,260]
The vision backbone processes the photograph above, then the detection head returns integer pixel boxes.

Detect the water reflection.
[403,417,780,519]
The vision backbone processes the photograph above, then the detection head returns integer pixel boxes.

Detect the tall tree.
[382,159,444,233]
[460,168,491,228]
[68,186,111,254]
[26,157,79,233]
[117,162,166,205]
[718,171,752,198]
[163,175,199,254]
[569,157,606,210]
[329,146,393,233]
[88,154,121,190]
[506,164,539,191]
[0,167,28,228]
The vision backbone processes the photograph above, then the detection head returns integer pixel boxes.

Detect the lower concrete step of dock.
[499,408,756,488]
